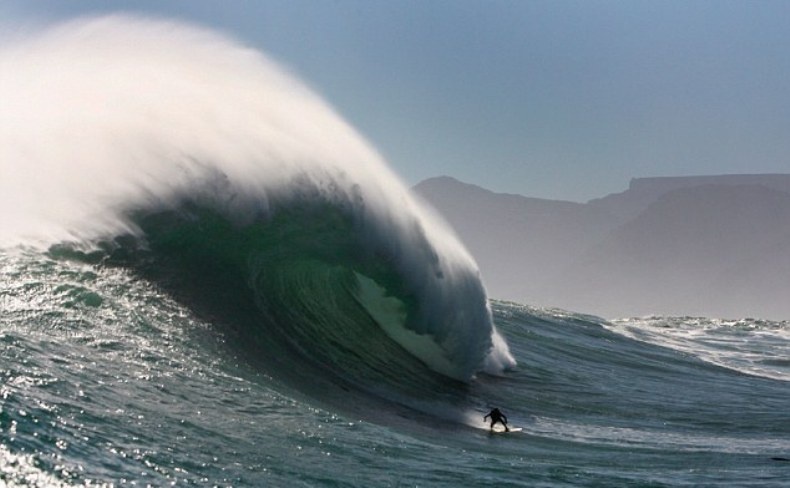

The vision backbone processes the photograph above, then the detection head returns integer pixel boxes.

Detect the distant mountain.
[413,177,615,303]
[588,174,790,225]
[414,175,790,319]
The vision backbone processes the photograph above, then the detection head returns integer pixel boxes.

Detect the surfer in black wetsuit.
[484,408,509,432]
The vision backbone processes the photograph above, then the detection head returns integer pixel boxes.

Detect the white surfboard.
[489,426,522,434]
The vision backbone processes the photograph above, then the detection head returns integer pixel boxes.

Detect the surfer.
[484,408,509,432]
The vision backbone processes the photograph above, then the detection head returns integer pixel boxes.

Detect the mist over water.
[1,15,382,243]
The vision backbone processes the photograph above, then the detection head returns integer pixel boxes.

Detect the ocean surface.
[2,16,790,487]
[2,247,789,487]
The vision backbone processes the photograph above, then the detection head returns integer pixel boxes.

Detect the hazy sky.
[4,1,790,201]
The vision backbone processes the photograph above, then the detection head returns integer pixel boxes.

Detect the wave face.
[0,16,515,383]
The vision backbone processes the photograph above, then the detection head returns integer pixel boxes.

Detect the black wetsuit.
[484,408,509,432]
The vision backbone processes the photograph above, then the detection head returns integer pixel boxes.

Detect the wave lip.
[1,15,515,381]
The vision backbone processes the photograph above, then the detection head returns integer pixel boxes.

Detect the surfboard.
[490,427,522,434]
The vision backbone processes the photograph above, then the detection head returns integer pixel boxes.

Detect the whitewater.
[2,16,789,487]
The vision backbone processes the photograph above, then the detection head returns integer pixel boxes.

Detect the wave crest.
[0,15,515,381]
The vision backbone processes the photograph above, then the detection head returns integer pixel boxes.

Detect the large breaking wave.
[0,16,514,387]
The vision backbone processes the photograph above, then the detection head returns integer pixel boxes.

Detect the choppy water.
[2,249,789,487]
